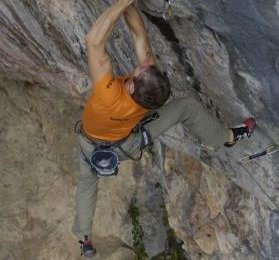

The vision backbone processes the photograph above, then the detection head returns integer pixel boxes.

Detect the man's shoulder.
[93,72,114,89]
[89,73,129,106]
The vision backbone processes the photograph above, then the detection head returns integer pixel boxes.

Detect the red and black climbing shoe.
[224,118,256,147]
[79,236,96,258]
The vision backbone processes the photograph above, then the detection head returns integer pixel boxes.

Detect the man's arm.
[124,4,155,66]
[85,0,134,84]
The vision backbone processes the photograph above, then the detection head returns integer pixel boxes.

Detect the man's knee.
[171,97,198,114]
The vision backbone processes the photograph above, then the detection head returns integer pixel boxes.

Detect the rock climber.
[72,0,256,257]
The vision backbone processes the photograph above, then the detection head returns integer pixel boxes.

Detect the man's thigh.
[145,97,228,148]
[145,98,188,140]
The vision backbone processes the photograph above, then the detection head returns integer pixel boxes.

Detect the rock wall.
[0,0,279,259]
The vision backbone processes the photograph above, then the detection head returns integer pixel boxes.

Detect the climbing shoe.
[79,236,96,258]
[224,118,256,147]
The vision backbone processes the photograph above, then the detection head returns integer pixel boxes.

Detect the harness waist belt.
[75,121,128,146]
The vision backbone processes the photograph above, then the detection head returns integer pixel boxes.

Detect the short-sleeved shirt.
[82,73,149,141]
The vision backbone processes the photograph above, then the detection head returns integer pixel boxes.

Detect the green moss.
[161,204,169,227]
[152,203,187,260]
[128,200,148,260]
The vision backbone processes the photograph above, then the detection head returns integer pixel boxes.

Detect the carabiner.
[163,0,172,20]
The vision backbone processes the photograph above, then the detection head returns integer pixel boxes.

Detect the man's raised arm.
[124,4,155,66]
[85,0,134,84]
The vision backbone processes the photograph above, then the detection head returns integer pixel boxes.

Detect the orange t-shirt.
[82,73,149,141]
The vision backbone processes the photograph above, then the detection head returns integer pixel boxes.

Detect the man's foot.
[79,236,96,258]
[224,118,256,147]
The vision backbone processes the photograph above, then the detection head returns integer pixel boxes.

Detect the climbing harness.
[238,144,279,165]
[163,0,172,20]
[74,112,159,177]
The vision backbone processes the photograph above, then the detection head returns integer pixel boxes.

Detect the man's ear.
[130,81,135,95]
[124,78,135,94]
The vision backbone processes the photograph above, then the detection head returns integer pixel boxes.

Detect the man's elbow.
[85,33,98,46]
[85,30,106,48]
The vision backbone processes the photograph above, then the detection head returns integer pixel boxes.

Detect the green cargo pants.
[72,97,229,240]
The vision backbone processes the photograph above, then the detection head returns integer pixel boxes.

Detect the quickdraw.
[163,0,172,20]
[238,144,279,164]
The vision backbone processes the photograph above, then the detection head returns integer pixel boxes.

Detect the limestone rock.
[1,0,279,259]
